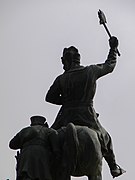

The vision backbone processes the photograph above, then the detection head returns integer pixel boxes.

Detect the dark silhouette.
[45,36,125,178]
[9,116,60,180]
[56,123,103,180]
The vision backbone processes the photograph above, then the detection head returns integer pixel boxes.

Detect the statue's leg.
[17,172,32,180]
[60,172,70,180]
[88,175,91,180]
[18,176,31,180]
[97,126,117,170]
[102,132,117,169]
[100,131,126,178]
[88,174,102,180]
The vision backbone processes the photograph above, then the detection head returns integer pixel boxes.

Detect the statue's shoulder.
[19,126,31,134]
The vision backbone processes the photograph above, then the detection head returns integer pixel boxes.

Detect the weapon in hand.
[98,9,121,56]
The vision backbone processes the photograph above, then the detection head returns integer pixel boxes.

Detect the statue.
[9,37,126,180]
[45,36,126,178]
[9,116,60,180]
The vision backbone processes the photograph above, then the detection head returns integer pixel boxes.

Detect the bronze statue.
[45,36,125,178]
[9,116,60,180]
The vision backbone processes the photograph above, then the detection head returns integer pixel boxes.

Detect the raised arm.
[92,36,119,79]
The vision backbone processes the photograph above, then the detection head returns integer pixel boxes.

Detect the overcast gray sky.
[1,0,134,179]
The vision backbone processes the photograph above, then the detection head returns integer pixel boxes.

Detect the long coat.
[46,49,117,131]
[9,125,59,180]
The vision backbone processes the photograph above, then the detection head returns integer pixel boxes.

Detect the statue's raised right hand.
[109,36,119,49]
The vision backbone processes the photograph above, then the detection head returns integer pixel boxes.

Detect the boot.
[110,164,126,178]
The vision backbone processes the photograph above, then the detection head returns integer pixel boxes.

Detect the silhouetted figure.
[9,116,60,180]
[45,37,125,178]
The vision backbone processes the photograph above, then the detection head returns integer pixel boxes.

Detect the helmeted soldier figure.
[9,116,60,180]
[45,36,125,178]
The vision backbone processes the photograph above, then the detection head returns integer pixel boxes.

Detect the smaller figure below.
[9,115,60,180]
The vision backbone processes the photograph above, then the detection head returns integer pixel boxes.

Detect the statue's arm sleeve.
[9,132,21,150]
[93,48,117,79]
[45,76,63,105]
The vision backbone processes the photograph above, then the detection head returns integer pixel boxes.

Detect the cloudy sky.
[1,0,135,179]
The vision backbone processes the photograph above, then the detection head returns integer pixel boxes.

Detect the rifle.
[15,151,20,178]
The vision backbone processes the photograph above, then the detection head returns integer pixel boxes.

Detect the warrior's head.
[61,46,80,71]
